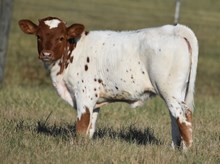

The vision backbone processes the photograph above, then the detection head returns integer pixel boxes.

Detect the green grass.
[1,0,220,163]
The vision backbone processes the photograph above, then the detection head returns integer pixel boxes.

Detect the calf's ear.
[18,20,38,34]
[67,24,85,38]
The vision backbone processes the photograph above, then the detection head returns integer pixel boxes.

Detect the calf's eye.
[59,37,64,42]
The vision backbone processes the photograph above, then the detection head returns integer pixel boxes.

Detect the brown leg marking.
[177,109,193,148]
[76,107,90,136]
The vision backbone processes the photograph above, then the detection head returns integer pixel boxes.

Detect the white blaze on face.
[44,19,61,29]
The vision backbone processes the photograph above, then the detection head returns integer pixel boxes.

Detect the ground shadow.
[94,126,162,145]
[35,121,76,139]
[16,120,162,145]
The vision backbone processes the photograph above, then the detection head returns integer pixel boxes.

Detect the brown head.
[18,17,85,65]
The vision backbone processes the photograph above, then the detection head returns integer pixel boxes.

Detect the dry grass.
[1,0,220,163]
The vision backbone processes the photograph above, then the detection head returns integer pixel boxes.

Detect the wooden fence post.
[0,0,13,85]
[174,0,181,24]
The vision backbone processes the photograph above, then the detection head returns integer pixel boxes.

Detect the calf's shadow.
[17,120,162,146]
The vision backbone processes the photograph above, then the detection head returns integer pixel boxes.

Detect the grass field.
[1,0,220,163]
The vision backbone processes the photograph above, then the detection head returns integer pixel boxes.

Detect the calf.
[18,17,198,150]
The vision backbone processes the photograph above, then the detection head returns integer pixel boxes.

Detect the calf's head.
[18,17,84,64]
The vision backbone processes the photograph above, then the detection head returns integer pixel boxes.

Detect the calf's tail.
[175,25,199,111]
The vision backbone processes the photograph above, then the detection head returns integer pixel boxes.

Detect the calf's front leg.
[76,107,90,136]
[76,107,99,138]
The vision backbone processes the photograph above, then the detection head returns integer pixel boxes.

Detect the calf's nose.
[41,50,53,57]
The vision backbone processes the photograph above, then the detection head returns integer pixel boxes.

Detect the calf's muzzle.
[39,50,54,62]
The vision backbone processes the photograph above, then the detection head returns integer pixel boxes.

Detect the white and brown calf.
[18,17,198,150]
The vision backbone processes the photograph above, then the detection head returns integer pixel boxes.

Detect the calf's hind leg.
[176,104,193,148]
[165,97,193,149]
